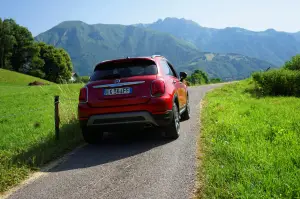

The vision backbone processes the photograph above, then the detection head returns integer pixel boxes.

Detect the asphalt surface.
[7,84,224,199]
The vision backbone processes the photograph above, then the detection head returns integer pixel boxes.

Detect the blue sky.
[1,0,299,36]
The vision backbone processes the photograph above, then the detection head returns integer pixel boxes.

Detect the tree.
[186,69,209,85]
[37,42,73,83]
[0,18,16,69]
[210,78,222,83]
[0,18,73,83]
[284,54,300,71]
[7,19,38,72]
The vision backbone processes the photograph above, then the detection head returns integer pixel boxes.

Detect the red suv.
[78,55,190,144]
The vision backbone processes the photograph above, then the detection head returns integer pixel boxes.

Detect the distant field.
[198,80,300,198]
[0,70,84,193]
[0,68,53,85]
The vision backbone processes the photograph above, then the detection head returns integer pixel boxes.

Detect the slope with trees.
[0,18,73,83]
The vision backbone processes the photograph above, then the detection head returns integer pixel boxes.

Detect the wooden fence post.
[54,96,60,140]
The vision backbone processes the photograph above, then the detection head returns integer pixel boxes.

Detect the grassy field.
[0,70,84,193]
[0,68,53,86]
[198,80,300,199]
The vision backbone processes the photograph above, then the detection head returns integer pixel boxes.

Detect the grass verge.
[0,83,84,193]
[197,80,300,198]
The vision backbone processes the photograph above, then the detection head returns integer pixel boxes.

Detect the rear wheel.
[82,127,104,144]
[164,102,180,139]
[181,96,190,121]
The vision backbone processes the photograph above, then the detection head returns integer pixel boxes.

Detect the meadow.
[198,80,300,198]
[0,69,84,192]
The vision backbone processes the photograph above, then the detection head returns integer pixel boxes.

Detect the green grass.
[0,71,84,193]
[0,68,53,86]
[198,80,300,199]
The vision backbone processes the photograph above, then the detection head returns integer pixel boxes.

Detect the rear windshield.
[90,59,158,81]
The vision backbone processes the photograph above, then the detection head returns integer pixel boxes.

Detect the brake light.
[79,87,87,103]
[151,79,165,97]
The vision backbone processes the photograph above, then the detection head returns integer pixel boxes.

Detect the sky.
[0,0,299,36]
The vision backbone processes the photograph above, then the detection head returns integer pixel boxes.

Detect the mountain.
[139,17,300,66]
[35,21,200,75]
[178,52,273,81]
[35,20,276,80]
[293,32,300,42]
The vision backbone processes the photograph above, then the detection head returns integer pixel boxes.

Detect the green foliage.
[252,69,300,96]
[209,78,222,83]
[252,54,300,97]
[284,54,300,70]
[186,69,209,85]
[74,76,90,83]
[199,80,300,198]
[0,81,84,192]
[0,18,16,69]
[0,18,73,84]
[37,42,73,83]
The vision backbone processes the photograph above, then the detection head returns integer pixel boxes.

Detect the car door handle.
[172,80,177,84]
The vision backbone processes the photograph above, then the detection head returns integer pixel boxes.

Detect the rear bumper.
[79,110,172,130]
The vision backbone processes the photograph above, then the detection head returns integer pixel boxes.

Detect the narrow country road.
[6,84,224,199]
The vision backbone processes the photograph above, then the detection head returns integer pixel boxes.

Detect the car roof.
[94,55,165,71]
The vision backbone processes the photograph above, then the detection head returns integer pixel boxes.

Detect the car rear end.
[78,57,173,132]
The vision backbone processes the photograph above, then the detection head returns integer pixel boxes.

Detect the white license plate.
[103,87,132,95]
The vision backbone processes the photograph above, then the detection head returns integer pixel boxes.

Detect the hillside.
[35,21,276,80]
[0,69,53,86]
[35,21,200,76]
[294,32,300,42]
[140,17,300,66]
[178,52,275,80]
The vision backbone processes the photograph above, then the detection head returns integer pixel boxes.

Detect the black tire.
[181,96,190,121]
[82,127,104,144]
[164,102,180,139]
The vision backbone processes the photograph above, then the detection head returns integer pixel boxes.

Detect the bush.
[210,78,222,83]
[283,54,300,71]
[252,69,300,96]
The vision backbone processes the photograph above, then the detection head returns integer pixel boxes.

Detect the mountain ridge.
[137,17,300,66]
[35,18,285,80]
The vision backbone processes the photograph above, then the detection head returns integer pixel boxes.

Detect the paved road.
[7,84,224,199]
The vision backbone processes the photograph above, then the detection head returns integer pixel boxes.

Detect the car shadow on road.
[49,129,171,172]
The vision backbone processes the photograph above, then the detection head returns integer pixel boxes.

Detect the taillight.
[151,79,165,97]
[79,87,87,103]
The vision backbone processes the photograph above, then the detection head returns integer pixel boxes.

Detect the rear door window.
[90,59,158,81]
[160,59,178,78]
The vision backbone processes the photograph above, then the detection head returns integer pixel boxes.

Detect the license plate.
[103,87,132,96]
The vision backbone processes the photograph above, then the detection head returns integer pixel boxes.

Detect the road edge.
[1,143,87,199]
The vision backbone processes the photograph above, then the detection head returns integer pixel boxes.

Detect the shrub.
[283,54,300,71]
[210,78,222,83]
[252,69,300,96]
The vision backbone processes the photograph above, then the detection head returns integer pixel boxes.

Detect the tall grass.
[0,83,84,193]
[198,80,300,198]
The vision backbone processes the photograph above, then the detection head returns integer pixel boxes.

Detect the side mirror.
[179,72,187,81]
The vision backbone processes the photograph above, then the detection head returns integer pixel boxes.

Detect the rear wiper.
[101,74,121,79]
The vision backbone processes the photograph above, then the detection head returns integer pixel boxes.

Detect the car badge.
[115,79,121,83]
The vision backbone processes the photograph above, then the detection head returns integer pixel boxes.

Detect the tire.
[82,127,104,144]
[164,102,180,139]
[181,96,190,121]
